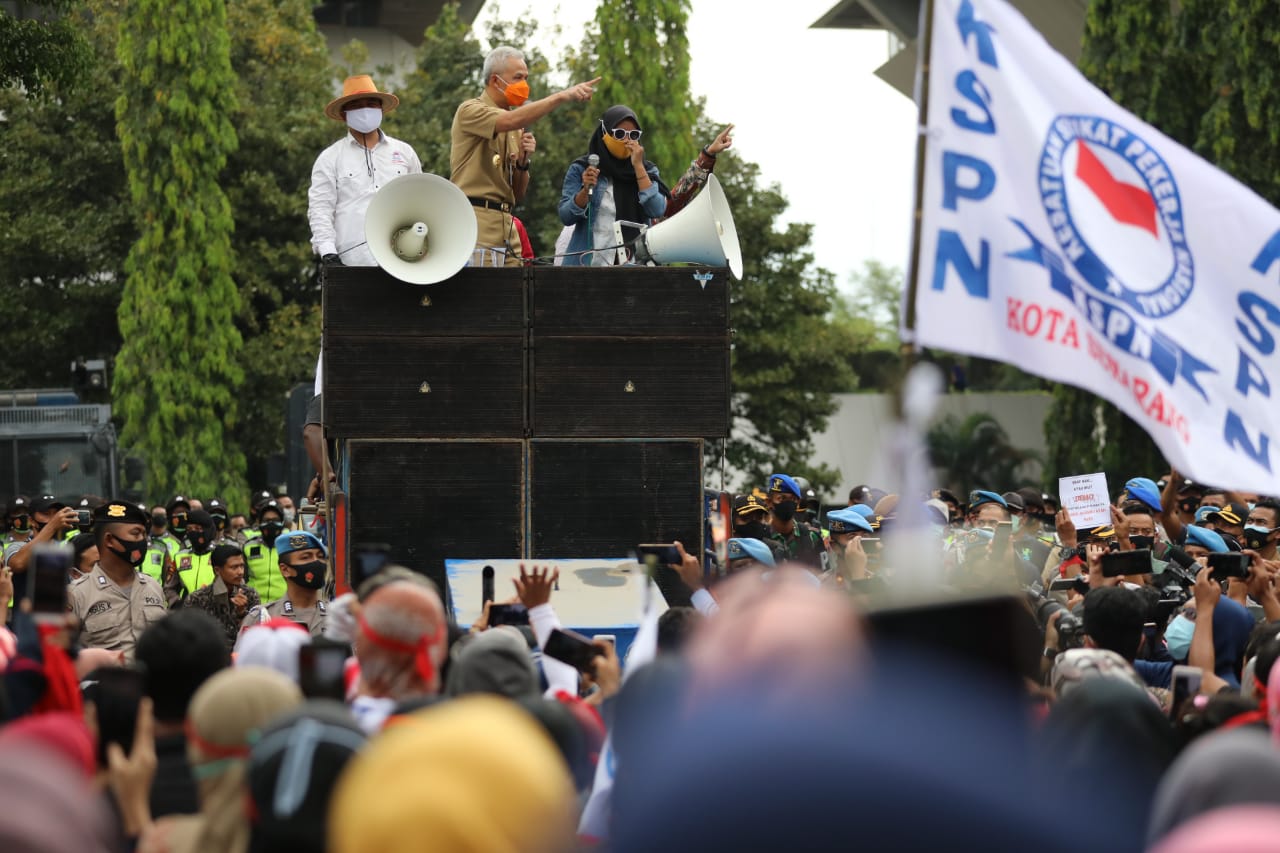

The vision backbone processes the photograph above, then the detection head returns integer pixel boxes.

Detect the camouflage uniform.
[769,521,829,571]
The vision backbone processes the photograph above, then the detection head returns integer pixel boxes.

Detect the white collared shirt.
[307,131,422,265]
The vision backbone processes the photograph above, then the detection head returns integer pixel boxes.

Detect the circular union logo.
[1037,114,1193,319]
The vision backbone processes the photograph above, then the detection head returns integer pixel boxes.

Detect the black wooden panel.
[530,440,702,570]
[531,338,729,437]
[323,265,525,336]
[348,441,522,592]
[324,337,523,438]
[531,266,728,335]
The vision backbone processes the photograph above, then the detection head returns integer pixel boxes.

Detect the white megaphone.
[631,173,743,279]
[365,173,478,285]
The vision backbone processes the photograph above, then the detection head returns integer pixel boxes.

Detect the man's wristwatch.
[1043,646,1060,660]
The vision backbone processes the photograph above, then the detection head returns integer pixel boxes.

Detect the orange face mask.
[602,133,629,159]
[497,76,530,107]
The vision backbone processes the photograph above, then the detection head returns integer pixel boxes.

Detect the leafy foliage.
[113,0,248,504]
[1,0,332,500]
[927,412,1042,497]
[0,0,91,94]
[221,0,334,474]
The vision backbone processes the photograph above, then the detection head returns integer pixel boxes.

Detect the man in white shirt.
[306,75,421,484]
[307,74,422,267]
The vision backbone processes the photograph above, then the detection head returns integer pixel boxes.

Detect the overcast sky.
[481,0,919,291]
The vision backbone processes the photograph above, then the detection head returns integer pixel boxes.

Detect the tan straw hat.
[325,74,399,121]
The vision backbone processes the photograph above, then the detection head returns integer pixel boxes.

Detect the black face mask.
[1129,535,1155,551]
[188,529,211,553]
[171,513,188,536]
[261,521,284,545]
[290,559,327,589]
[772,500,797,523]
[9,516,30,534]
[108,534,148,568]
[735,520,771,541]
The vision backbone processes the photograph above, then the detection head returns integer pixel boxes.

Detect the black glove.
[322,253,343,266]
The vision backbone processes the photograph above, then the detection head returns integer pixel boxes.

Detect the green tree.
[927,412,1042,498]
[223,0,334,482]
[0,0,131,390]
[0,0,90,93]
[114,0,247,503]
[388,3,483,180]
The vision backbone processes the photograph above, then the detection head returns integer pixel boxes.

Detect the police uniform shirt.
[449,91,523,264]
[239,595,328,639]
[69,563,167,663]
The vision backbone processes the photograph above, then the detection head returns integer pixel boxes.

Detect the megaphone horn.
[634,173,743,279]
[365,173,478,285]
[392,222,428,260]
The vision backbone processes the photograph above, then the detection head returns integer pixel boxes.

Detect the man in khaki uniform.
[238,530,330,638]
[69,500,168,663]
[450,45,600,266]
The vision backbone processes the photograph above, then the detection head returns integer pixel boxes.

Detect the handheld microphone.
[587,153,599,169]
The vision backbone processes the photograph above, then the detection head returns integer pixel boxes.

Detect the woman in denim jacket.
[558,105,668,266]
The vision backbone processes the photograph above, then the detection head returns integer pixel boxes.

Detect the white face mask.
[346,107,382,134]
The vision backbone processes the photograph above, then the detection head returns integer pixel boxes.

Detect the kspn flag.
[908,0,1280,493]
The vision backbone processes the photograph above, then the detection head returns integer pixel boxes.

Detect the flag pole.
[901,0,938,355]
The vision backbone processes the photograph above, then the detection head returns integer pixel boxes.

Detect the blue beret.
[275,530,327,558]
[727,538,776,566]
[828,508,874,535]
[1194,506,1216,524]
[968,490,1007,511]
[1184,525,1228,554]
[1124,477,1162,512]
[850,504,876,518]
[767,474,801,498]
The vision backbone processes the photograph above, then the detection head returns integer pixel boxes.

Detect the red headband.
[184,718,252,760]
[358,612,443,688]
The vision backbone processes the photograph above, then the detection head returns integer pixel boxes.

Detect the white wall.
[788,391,1051,502]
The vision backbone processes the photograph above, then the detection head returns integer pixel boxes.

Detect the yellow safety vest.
[175,550,216,596]
[140,543,168,584]
[243,539,287,602]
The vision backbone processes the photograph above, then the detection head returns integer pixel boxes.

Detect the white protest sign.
[1059,472,1111,530]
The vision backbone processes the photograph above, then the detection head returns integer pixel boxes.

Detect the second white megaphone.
[365,173,478,285]
[633,173,743,279]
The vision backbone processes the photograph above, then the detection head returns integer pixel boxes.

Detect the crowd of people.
[0,466,1277,851]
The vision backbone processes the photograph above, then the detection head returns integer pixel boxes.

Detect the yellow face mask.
[602,133,629,159]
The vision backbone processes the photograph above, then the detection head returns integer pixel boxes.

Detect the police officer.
[826,507,874,580]
[792,476,821,528]
[205,497,245,546]
[168,509,219,604]
[5,495,79,573]
[239,530,329,638]
[69,500,167,663]
[732,494,787,564]
[2,496,32,551]
[765,474,827,571]
[159,495,192,555]
[243,500,289,602]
